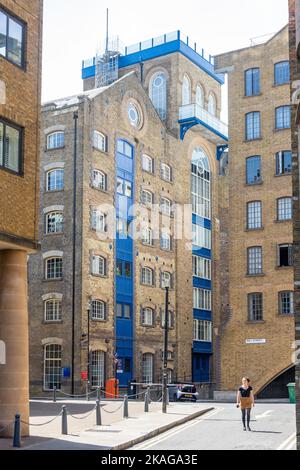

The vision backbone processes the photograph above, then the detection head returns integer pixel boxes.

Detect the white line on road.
[254,410,274,420]
[132,408,224,450]
[277,433,297,451]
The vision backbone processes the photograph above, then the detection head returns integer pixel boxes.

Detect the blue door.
[193,353,210,383]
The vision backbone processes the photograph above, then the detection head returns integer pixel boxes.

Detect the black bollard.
[96,387,101,401]
[123,395,129,419]
[96,399,102,426]
[13,414,21,448]
[86,381,90,402]
[53,386,57,403]
[144,392,149,413]
[61,406,68,435]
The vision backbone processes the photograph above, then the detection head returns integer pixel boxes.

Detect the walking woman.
[236,377,255,431]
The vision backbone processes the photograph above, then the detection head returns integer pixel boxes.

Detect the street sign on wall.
[246,339,266,345]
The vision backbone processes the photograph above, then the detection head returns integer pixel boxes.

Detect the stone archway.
[256,365,295,399]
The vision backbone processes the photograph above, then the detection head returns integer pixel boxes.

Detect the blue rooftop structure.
[82,31,225,85]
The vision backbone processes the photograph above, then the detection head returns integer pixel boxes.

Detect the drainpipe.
[71,111,78,395]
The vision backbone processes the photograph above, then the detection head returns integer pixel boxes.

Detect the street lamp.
[87,301,91,396]
[162,276,170,414]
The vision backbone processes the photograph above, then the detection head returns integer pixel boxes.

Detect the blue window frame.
[116,260,132,278]
[117,140,133,158]
[274,61,290,85]
[246,156,261,185]
[245,68,260,96]
[246,112,261,140]
[116,303,131,319]
[275,106,291,130]
[276,151,292,175]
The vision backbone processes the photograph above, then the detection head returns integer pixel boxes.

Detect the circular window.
[128,102,141,128]
[153,76,164,88]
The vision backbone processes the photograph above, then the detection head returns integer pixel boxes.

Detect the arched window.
[92,170,107,191]
[91,350,105,387]
[142,353,154,383]
[142,154,154,173]
[150,72,167,120]
[191,148,211,220]
[45,257,63,280]
[182,74,191,106]
[196,84,204,108]
[91,210,106,232]
[142,227,153,246]
[47,132,65,150]
[142,190,154,206]
[142,267,154,286]
[208,94,216,116]
[44,299,62,322]
[46,212,64,234]
[141,308,154,326]
[91,300,106,321]
[46,169,64,192]
[161,163,172,182]
[161,231,171,251]
[92,255,106,276]
[44,344,62,390]
[161,197,172,216]
[93,131,107,152]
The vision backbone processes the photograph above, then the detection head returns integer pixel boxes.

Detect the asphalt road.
[131,403,297,451]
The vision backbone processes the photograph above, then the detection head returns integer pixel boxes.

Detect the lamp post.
[87,302,91,396]
[162,278,170,414]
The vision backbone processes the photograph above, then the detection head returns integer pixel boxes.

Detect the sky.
[42,0,289,103]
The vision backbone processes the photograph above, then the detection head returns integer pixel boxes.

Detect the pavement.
[0,399,213,451]
[131,403,297,451]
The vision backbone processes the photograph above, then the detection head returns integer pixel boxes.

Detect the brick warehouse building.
[0,0,43,437]
[289,0,300,450]
[215,26,295,399]
[28,32,229,396]
[28,26,295,400]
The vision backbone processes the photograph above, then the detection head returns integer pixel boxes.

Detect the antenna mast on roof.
[95,8,120,88]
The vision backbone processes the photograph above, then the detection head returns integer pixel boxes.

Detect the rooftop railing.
[179,104,228,139]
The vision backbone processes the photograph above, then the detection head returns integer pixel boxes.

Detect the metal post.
[87,305,91,401]
[147,386,151,403]
[144,392,149,413]
[163,286,169,414]
[97,387,101,401]
[61,406,68,435]
[96,399,102,426]
[13,414,21,448]
[123,395,129,419]
[86,381,90,402]
[71,111,78,396]
[53,386,57,403]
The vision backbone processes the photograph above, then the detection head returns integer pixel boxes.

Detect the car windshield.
[182,386,196,393]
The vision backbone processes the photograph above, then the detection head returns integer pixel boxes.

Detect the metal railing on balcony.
[179,104,228,140]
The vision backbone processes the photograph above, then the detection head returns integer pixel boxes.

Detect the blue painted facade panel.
[193,278,211,290]
[193,341,213,354]
[193,309,212,322]
[192,247,211,258]
[192,214,211,230]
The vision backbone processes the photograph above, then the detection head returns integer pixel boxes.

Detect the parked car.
[168,383,199,402]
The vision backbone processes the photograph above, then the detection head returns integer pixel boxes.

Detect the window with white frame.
[92,255,106,276]
[142,190,154,206]
[46,169,64,192]
[247,201,262,230]
[44,344,62,391]
[192,256,211,280]
[193,288,211,310]
[279,291,294,315]
[161,231,171,251]
[192,225,211,250]
[182,74,191,105]
[91,350,105,387]
[275,106,291,130]
[196,84,204,108]
[44,299,62,322]
[247,247,263,275]
[142,227,153,246]
[45,257,63,280]
[91,300,106,321]
[142,267,154,286]
[161,271,172,288]
[142,353,154,383]
[92,170,106,191]
[277,197,292,221]
[161,197,172,216]
[141,308,154,326]
[150,72,167,121]
[47,132,65,150]
[161,163,172,182]
[93,131,107,152]
[142,154,154,173]
[46,212,64,234]
[191,148,211,220]
[193,320,212,342]
[91,210,106,232]
[208,93,216,116]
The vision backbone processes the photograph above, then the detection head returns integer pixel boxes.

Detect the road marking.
[132,408,224,450]
[255,410,274,420]
[277,433,297,451]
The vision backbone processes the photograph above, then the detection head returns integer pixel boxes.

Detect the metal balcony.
[179,104,229,144]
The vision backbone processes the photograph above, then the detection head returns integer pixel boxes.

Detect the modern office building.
[28,31,229,396]
[215,26,295,399]
[0,0,43,437]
